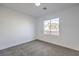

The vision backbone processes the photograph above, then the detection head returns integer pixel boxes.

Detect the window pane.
[51,18,59,35]
[44,20,51,34]
[44,18,59,35]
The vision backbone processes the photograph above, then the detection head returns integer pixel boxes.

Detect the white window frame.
[44,18,59,36]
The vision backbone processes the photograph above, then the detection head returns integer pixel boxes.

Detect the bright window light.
[44,18,59,36]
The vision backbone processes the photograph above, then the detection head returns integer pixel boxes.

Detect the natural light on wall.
[44,18,59,36]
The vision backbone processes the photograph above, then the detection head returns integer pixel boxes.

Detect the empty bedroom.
[0,3,79,56]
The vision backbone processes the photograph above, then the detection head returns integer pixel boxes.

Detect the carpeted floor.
[0,40,79,56]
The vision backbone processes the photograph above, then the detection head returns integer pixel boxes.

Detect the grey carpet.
[0,40,79,56]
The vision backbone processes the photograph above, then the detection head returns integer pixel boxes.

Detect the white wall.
[0,6,35,50]
[36,6,79,51]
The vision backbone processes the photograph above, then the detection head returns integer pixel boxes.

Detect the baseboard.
[0,39,35,51]
[35,39,79,52]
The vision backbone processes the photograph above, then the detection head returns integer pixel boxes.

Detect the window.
[44,18,59,35]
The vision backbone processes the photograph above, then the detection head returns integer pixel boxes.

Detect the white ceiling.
[0,3,79,19]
